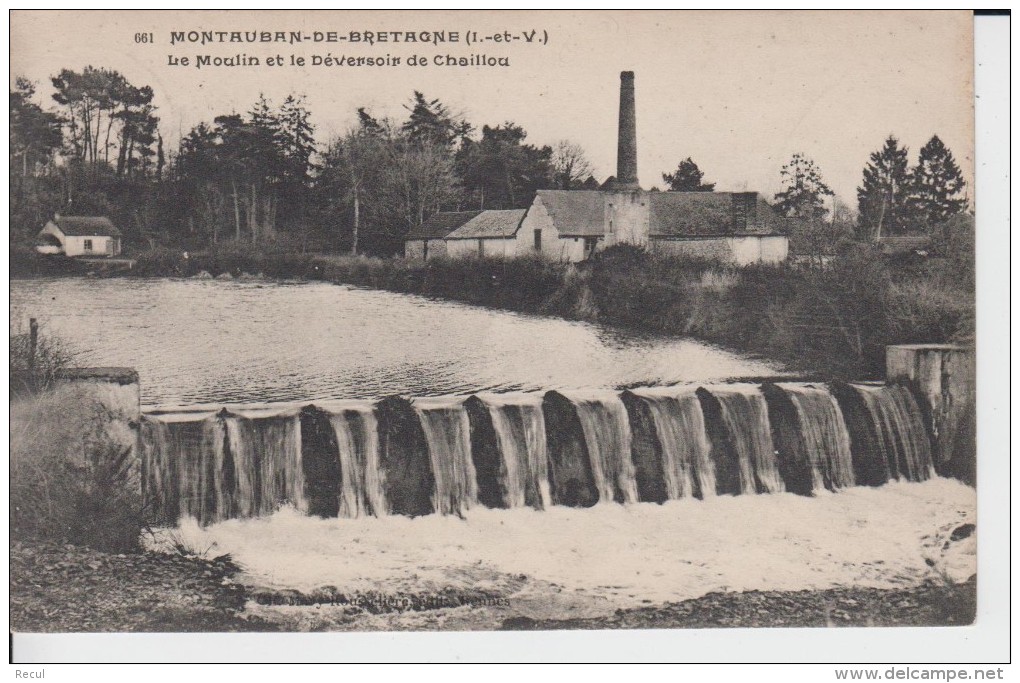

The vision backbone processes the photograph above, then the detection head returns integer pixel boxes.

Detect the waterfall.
[848,384,935,482]
[775,383,855,491]
[318,401,387,518]
[412,397,478,516]
[137,378,940,522]
[704,385,784,494]
[559,390,638,504]
[140,410,231,524]
[629,386,715,499]
[222,407,305,518]
[476,393,551,509]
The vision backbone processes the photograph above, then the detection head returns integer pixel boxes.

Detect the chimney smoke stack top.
[615,70,640,190]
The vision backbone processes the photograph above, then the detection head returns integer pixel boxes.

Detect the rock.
[950,523,975,542]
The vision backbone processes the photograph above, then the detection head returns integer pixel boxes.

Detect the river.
[10,277,783,406]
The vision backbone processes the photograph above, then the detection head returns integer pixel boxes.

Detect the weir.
[133,347,973,525]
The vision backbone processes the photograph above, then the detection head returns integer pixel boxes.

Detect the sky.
[10,10,975,205]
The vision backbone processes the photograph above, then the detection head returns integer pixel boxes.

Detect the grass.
[10,385,146,552]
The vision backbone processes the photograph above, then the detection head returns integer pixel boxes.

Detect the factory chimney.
[615,71,640,190]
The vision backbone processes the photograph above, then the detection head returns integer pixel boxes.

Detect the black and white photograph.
[7,8,1003,666]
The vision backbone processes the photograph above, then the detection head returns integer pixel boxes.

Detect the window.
[83,239,93,252]
[533,229,542,251]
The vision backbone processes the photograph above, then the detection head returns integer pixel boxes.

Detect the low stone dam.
[48,345,972,526]
[137,378,951,525]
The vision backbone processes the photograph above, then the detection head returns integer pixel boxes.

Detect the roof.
[535,190,606,237]
[878,235,931,255]
[405,211,482,240]
[649,192,786,238]
[47,216,121,237]
[446,209,528,239]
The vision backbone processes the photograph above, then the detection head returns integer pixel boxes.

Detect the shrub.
[131,246,189,277]
[9,243,79,277]
[10,385,145,552]
[9,314,85,395]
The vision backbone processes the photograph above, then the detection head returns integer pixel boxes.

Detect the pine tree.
[909,134,967,227]
[857,135,912,238]
[662,157,715,191]
[773,153,834,219]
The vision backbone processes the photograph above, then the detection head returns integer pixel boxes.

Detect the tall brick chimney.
[615,71,640,190]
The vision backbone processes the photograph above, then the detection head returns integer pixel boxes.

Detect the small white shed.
[36,216,122,257]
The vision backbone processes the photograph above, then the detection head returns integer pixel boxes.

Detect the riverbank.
[10,538,974,633]
[9,540,279,632]
[11,240,973,379]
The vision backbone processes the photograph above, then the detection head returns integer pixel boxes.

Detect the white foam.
[159,478,976,607]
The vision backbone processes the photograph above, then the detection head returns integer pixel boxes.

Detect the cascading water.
[222,407,306,518]
[412,397,478,516]
[138,379,940,522]
[317,401,386,518]
[475,393,551,509]
[703,385,784,494]
[140,410,222,524]
[558,390,638,504]
[628,386,715,499]
[848,384,935,482]
[775,383,855,491]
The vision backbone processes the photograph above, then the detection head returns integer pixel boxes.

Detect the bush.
[9,242,79,278]
[9,314,86,395]
[10,386,145,552]
[131,246,190,277]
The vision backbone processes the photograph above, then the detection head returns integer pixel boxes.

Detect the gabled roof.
[405,211,482,240]
[535,190,606,237]
[47,216,121,237]
[649,192,786,238]
[446,209,528,239]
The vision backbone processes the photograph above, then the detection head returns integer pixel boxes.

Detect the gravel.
[10,540,279,632]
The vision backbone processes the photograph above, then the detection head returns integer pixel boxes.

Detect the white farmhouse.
[36,215,122,257]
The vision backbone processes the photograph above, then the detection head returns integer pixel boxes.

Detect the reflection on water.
[11,278,784,406]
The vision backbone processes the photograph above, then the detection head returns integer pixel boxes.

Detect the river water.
[11,278,783,406]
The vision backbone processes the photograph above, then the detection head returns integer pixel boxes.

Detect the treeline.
[670,137,970,260]
[10,68,595,255]
[10,66,969,257]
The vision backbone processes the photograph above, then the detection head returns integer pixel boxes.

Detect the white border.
[7,11,1011,670]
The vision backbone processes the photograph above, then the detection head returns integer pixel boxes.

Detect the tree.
[379,139,462,236]
[908,135,967,227]
[10,77,63,178]
[401,91,471,148]
[51,67,158,174]
[320,129,385,254]
[662,157,715,192]
[773,153,834,220]
[857,135,912,238]
[456,123,553,209]
[551,140,593,190]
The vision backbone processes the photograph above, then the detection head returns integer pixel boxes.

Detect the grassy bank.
[14,237,974,379]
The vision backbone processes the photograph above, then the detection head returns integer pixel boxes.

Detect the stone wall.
[56,367,142,488]
[886,345,976,484]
